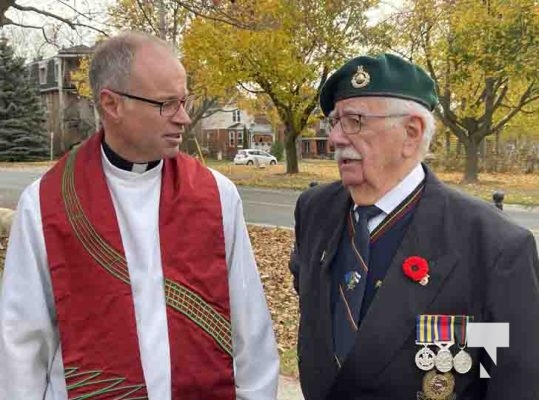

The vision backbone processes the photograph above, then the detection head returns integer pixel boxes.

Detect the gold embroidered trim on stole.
[64,366,147,400]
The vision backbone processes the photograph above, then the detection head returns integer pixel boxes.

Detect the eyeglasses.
[327,113,409,135]
[110,90,193,117]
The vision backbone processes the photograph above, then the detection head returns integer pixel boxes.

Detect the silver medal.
[453,348,472,374]
[435,347,453,373]
[415,345,436,371]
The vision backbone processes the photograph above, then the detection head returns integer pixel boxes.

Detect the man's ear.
[402,115,424,158]
[99,89,122,122]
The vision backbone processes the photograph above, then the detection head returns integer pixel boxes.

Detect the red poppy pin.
[402,256,430,286]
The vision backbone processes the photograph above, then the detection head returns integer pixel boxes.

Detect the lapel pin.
[320,250,327,263]
[345,271,361,290]
[402,256,430,286]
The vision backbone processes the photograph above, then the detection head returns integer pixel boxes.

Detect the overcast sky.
[2,0,404,60]
[2,0,112,59]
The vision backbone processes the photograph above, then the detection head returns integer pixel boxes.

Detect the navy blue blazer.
[289,166,539,400]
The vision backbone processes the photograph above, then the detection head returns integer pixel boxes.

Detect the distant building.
[27,45,96,156]
[199,106,275,159]
[300,118,333,158]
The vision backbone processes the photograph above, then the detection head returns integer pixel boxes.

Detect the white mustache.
[335,147,362,162]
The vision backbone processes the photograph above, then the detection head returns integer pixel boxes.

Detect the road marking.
[244,200,295,209]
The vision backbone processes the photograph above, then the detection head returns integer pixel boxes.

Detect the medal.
[422,370,455,400]
[453,315,472,374]
[415,315,437,371]
[434,344,453,373]
[415,345,436,371]
[416,315,455,373]
[416,391,457,400]
[453,349,472,374]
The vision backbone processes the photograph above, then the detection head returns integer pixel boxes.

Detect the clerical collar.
[101,140,160,173]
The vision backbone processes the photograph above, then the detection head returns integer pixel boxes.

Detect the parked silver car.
[233,149,278,166]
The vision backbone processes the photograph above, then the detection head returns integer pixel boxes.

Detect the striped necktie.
[334,205,382,365]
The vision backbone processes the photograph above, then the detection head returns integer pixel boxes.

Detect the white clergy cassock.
[0,149,280,400]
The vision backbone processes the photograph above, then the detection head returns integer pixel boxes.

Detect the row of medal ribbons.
[415,314,473,374]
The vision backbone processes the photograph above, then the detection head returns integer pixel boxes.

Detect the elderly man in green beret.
[289,53,539,399]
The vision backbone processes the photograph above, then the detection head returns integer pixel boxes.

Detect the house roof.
[58,45,94,56]
[251,123,273,134]
[227,122,247,129]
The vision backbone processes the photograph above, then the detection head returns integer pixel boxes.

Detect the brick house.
[199,106,275,159]
[300,118,334,158]
[27,45,96,157]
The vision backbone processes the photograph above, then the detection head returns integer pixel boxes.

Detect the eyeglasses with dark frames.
[110,90,193,117]
[327,113,409,135]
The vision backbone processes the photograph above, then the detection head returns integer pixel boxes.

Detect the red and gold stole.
[40,132,235,399]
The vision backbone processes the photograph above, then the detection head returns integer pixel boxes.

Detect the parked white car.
[233,149,277,166]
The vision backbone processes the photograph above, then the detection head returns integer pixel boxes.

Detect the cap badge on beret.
[351,65,370,89]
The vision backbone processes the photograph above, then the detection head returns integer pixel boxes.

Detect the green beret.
[320,53,438,116]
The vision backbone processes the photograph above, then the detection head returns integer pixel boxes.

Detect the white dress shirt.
[354,163,425,231]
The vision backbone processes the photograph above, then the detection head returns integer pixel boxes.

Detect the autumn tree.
[394,0,539,182]
[183,0,381,173]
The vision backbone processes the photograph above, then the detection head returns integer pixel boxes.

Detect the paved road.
[1,168,538,242]
[239,187,539,244]
[0,168,45,209]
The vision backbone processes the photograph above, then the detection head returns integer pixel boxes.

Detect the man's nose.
[170,105,192,125]
[328,124,351,147]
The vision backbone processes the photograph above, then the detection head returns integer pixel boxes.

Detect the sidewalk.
[278,375,304,400]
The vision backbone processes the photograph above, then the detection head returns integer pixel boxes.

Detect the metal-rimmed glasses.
[110,90,193,117]
[327,113,409,135]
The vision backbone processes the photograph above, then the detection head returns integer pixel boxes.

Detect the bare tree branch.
[135,0,158,34]
[2,1,109,37]
[237,81,264,94]
[11,3,76,29]
[493,81,538,132]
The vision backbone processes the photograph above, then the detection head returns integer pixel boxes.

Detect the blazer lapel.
[316,184,353,373]
[337,170,460,386]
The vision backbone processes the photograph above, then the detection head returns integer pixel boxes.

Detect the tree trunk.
[463,139,480,183]
[285,133,298,174]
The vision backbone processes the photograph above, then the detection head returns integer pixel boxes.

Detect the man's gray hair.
[384,97,436,158]
[89,31,173,113]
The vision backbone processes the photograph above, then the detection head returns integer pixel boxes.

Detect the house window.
[237,131,243,147]
[232,110,241,122]
[229,131,235,147]
[303,141,311,154]
[38,62,47,85]
[54,61,60,83]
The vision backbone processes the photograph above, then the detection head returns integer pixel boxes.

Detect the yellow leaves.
[400,0,539,132]
[70,57,92,99]
[182,0,383,119]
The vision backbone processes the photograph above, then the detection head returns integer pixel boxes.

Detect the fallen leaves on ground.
[247,226,299,354]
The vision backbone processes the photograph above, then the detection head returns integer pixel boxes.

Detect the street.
[1,168,538,244]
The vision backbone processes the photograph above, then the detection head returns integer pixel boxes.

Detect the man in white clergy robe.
[0,31,279,400]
